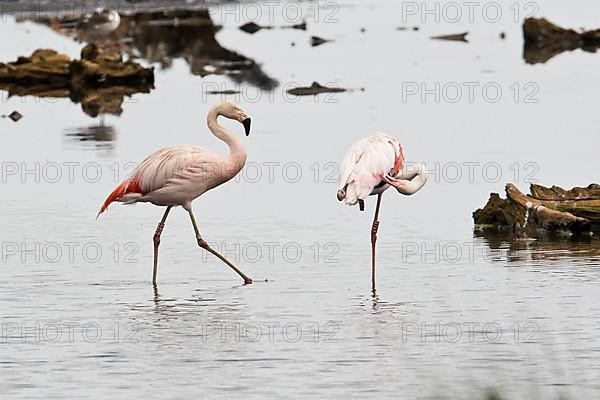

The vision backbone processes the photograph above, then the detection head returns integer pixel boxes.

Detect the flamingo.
[97,101,253,285]
[337,132,428,289]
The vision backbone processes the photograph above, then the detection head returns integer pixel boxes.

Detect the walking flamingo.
[337,133,428,289]
[97,101,253,285]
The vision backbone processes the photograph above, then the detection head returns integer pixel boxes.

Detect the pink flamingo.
[337,133,428,289]
[97,101,253,285]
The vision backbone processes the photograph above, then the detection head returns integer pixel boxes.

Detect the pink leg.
[188,209,253,284]
[153,206,172,284]
[371,193,383,291]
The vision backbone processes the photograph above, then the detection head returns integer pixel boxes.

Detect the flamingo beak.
[242,118,251,136]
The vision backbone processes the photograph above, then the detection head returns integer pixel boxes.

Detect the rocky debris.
[239,22,272,34]
[8,111,23,121]
[287,21,307,31]
[0,47,153,117]
[0,47,153,86]
[287,82,347,96]
[241,21,305,33]
[2,111,23,122]
[310,36,331,47]
[523,17,600,64]
[474,183,600,237]
[431,32,468,42]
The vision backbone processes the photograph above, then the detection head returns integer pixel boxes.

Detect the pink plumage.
[337,132,405,206]
[337,132,428,290]
[97,101,254,285]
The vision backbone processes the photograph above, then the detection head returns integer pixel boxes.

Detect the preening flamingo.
[97,101,253,285]
[337,132,428,289]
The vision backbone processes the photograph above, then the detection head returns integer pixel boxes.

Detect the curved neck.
[392,163,428,195]
[207,107,247,172]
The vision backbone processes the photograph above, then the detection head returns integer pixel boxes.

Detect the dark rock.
[431,32,468,42]
[311,36,330,47]
[287,81,347,96]
[239,22,270,34]
[523,17,600,64]
[289,21,307,30]
[8,111,23,122]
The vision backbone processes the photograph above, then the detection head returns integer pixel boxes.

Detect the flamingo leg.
[153,206,172,284]
[371,193,383,290]
[187,209,253,285]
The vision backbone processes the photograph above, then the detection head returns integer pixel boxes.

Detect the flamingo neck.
[393,163,428,195]
[207,107,247,174]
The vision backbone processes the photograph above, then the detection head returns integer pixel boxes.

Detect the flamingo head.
[219,101,252,136]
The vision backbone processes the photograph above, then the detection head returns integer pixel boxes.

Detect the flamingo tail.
[97,180,143,219]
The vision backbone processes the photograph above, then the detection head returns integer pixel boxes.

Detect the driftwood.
[473,183,599,237]
[0,46,153,117]
[523,18,600,64]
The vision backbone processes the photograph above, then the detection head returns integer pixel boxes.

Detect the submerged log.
[474,183,599,237]
[523,18,600,64]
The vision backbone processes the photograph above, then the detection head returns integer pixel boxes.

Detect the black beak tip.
[243,118,251,136]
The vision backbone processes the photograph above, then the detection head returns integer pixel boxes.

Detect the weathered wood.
[530,184,600,200]
[529,184,600,224]
[474,183,597,236]
[505,183,590,234]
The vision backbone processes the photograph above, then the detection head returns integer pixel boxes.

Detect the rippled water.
[1,0,600,398]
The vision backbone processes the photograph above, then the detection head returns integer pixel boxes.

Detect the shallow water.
[1,1,600,399]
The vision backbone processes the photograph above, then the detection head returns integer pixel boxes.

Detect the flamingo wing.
[97,145,216,216]
[338,132,404,205]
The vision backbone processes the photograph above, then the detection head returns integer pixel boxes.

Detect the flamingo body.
[337,132,427,290]
[97,101,253,284]
[337,132,405,205]
[98,145,244,215]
